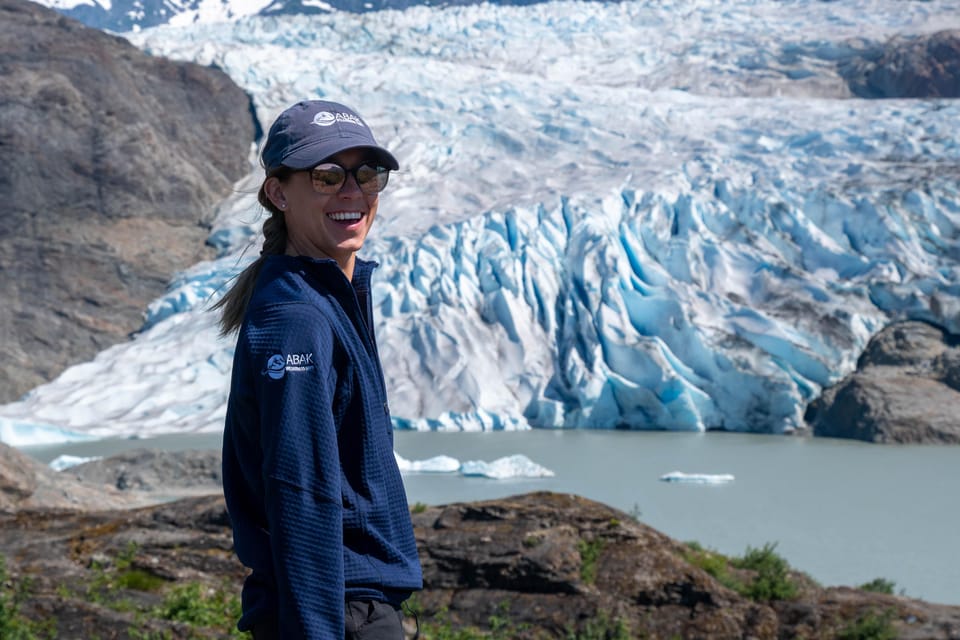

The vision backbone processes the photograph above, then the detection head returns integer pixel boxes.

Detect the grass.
[564,612,631,640]
[578,537,606,585]
[6,542,249,639]
[0,555,54,640]
[150,581,244,633]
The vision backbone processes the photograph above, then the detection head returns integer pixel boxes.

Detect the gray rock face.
[805,321,960,444]
[842,30,960,98]
[0,0,258,403]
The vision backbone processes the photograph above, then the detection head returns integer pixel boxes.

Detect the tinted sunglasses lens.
[355,165,389,194]
[310,164,346,193]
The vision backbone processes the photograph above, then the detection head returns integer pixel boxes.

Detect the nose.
[338,171,363,197]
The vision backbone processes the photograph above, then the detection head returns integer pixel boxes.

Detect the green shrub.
[731,542,798,602]
[859,578,896,595]
[682,542,742,593]
[836,609,897,640]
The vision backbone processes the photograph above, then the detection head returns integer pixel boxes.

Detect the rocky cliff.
[0,0,257,403]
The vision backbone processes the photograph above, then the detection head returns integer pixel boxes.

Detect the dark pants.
[251,599,409,640]
[345,599,405,640]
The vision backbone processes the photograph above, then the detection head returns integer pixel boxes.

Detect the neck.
[285,245,355,281]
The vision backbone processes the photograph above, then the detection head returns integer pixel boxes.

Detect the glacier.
[3,0,960,445]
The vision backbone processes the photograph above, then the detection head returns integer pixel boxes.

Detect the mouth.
[327,211,364,225]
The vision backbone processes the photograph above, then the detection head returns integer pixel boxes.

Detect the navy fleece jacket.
[222,254,422,638]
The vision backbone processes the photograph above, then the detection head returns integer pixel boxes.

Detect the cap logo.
[312,110,364,128]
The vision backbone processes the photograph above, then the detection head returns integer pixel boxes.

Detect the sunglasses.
[309,163,390,195]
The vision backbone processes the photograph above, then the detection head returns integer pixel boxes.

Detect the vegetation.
[684,540,799,602]
[564,612,631,640]
[0,555,54,640]
[409,599,629,640]
[577,537,606,585]
[410,600,523,640]
[149,581,245,635]
[4,543,249,639]
[0,531,913,640]
[683,541,740,591]
[730,542,799,601]
[859,577,896,594]
[412,502,429,514]
[835,608,898,640]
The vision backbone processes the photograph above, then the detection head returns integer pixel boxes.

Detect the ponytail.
[214,168,292,336]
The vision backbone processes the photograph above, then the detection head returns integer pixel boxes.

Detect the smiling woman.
[213,100,421,640]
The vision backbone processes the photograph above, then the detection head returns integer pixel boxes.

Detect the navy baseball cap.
[260,100,399,172]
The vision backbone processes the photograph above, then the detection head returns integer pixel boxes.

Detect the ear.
[263,176,288,211]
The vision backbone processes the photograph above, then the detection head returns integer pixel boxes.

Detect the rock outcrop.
[805,321,960,444]
[0,0,258,403]
[1,490,959,639]
[0,442,141,511]
[842,30,960,98]
[0,441,224,511]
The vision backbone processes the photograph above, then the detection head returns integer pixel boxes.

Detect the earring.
[280,203,286,210]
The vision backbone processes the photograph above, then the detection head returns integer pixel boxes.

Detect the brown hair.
[213,167,294,335]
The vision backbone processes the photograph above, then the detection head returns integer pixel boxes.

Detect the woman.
[217,100,422,639]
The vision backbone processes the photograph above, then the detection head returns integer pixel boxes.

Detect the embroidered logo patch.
[311,110,364,128]
[261,353,315,379]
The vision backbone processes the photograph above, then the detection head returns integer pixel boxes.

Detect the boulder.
[0,0,258,403]
[805,321,960,443]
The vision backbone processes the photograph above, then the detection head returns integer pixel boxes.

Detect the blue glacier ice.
[3,0,960,446]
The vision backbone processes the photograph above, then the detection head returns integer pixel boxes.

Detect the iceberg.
[659,471,735,485]
[394,452,554,479]
[49,455,102,472]
[460,454,556,480]
[394,453,461,473]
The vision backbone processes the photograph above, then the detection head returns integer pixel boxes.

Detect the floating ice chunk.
[460,454,555,479]
[394,453,461,473]
[49,454,101,472]
[659,471,735,484]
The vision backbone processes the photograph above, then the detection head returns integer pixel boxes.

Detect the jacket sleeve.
[250,302,345,638]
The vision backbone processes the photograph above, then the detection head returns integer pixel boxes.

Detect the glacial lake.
[23,429,960,606]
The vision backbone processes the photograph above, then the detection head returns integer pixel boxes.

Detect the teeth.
[328,211,363,222]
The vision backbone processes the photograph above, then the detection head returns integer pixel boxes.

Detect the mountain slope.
[0,0,257,404]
